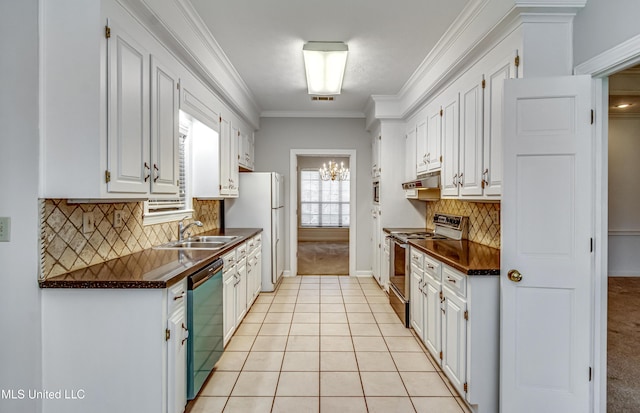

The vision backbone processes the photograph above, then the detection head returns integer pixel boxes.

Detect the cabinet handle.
[453,173,458,187]
[458,172,464,187]
[144,162,150,182]
[173,293,184,301]
[427,264,435,270]
[482,168,489,189]
[181,323,189,345]
[153,163,159,182]
[446,277,457,284]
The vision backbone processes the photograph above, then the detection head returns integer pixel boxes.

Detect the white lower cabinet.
[41,279,190,413]
[409,248,499,413]
[223,235,263,346]
[167,279,188,413]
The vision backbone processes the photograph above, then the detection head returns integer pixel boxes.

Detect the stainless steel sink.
[154,235,239,250]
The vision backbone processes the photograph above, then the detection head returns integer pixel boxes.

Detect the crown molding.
[260,110,365,119]
[371,0,587,122]
[574,32,640,77]
[121,0,262,128]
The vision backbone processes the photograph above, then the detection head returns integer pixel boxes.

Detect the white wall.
[608,117,640,276]
[574,0,640,67]
[0,1,42,412]
[254,118,371,272]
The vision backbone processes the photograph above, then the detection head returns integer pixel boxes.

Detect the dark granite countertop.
[39,228,262,289]
[408,238,500,276]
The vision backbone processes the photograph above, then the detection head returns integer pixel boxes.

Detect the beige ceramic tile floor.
[188,276,471,413]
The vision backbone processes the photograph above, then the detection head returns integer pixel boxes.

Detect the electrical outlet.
[0,217,10,242]
[82,212,95,233]
[113,210,125,228]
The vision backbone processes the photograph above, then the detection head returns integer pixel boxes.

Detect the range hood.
[402,171,440,201]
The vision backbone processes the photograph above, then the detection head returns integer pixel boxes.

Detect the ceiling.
[189,0,469,118]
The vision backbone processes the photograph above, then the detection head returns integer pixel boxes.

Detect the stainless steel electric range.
[387,213,468,327]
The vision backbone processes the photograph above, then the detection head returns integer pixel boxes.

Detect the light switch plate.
[82,212,95,233]
[0,217,10,242]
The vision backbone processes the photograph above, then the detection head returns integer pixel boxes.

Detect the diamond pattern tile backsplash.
[40,198,220,279]
[426,199,500,249]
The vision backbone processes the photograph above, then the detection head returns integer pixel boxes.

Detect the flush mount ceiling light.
[303,41,348,95]
[614,103,632,109]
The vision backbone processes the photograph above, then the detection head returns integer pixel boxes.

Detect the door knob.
[508,269,523,282]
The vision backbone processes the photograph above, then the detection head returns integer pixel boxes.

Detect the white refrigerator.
[224,173,285,292]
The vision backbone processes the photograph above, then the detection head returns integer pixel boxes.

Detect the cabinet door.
[382,238,390,290]
[219,116,235,197]
[482,54,516,197]
[167,309,187,413]
[426,107,442,172]
[230,125,240,196]
[441,92,459,197]
[416,118,428,175]
[405,126,417,181]
[246,253,257,306]
[254,251,262,297]
[223,268,236,345]
[150,55,180,195]
[107,21,150,194]
[410,266,424,339]
[459,76,484,197]
[372,134,381,179]
[423,276,442,361]
[442,287,467,396]
[371,207,381,283]
[235,258,247,325]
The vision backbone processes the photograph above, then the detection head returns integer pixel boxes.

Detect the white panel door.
[150,55,179,195]
[107,21,149,194]
[501,76,592,413]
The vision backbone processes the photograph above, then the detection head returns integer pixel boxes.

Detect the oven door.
[388,237,410,327]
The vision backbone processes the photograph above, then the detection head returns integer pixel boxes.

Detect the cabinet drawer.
[423,255,441,281]
[410,248,424,269]
[442,265,467,298]
[222,250,237,267]
[167,279,187,315]
[236,242,248,259]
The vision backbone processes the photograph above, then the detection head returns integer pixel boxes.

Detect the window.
[300,169,350,227]
[143,115,194,225]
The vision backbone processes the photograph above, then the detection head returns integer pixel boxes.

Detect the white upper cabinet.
[482,53,517,198]
[106,20,151,195]
[415,118,428,175]
[219,115,239,198]
[150,56,180,195]
[441,91,460,197]
[458,73,484,197]
[372,134,381,180]
[238,128,255,171]
[426,105,442,172]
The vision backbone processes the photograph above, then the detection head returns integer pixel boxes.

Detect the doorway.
[605,65,640,412]
[296,156,350,275]
[289,149,357,277]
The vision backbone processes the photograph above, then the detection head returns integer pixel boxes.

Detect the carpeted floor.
[608,277,640,412]
[297,242,349,276]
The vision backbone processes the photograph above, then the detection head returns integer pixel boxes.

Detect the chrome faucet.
[178,217,203,241]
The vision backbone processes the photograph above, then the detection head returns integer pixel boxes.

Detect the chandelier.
[319,161,349,181]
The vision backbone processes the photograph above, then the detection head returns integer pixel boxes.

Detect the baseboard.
[355,270,373,277]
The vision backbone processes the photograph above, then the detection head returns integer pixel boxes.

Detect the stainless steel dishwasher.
[187,258,224,400]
